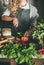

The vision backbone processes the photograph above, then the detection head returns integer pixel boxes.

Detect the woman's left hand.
[13,18,19,27]
[24,30,30,37]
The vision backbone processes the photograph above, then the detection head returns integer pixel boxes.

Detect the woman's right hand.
[13,18,19,27]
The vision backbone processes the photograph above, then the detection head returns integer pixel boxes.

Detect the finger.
[15,24,18,27]
[13,23,18,27]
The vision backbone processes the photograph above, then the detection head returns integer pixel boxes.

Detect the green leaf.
[17,52,21,58]
[25,56,29,63]
[15,58,19,62]
[19,56,25,64]
[13,44,19,49]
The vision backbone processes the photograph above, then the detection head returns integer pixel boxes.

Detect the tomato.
[39,51,43,55]
[42,48,44,51]
[16,37,21,41]
[38,48,44,55]
[21,37,28,42]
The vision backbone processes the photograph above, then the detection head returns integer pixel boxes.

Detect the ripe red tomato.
[42,48,44,51]
[21,37,28,42]
[38,48,44,55]
[16,37,21,41]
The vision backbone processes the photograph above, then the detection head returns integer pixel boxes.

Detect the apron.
[12,6,31,36]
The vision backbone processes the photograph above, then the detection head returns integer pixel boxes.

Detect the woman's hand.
[24,31,30,37]
[13,18,19,27]
[24,27,36,37]
[24,30,31,37]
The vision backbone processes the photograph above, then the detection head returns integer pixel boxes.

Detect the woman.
[2,0,39,37]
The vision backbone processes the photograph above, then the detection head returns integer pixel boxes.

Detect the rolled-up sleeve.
[30,5,39,18]
[2,9,10,16]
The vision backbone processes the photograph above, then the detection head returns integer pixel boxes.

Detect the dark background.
[34,0,44,19]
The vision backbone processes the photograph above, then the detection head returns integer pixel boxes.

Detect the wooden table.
[0,36,15,48]
[33,58,44,65]
[0,58,44,65]
[0,58,16,65]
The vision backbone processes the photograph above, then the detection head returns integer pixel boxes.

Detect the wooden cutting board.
[0,36,15,48]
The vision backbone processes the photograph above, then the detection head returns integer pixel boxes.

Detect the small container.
[2,28,11,36]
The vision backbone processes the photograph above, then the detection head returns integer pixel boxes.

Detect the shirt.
[2,3,39,19]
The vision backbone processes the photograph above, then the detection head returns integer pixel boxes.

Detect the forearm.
[2,16,13,22]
